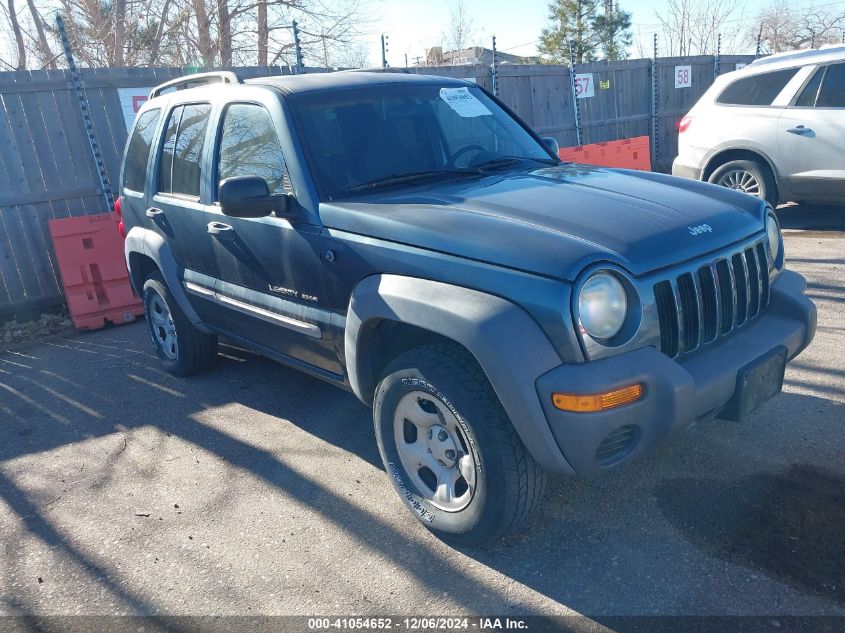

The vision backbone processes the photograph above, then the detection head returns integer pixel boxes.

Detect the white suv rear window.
[717,69,798,106]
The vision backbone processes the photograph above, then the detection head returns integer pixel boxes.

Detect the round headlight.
[578,273,627,340]
[766,214,781,263]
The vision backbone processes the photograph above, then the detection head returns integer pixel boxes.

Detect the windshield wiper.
[346,169,479,193]
[473,156,559,171]
[344,157,558,194]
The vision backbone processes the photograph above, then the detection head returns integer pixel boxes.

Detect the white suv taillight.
[678,115,692,133]
[114,196,126,238]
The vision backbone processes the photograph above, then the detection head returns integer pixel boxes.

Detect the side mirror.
[218,176,293,218]
[541,136,560,157]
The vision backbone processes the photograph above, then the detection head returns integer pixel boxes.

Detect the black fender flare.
[124,226,210,332]
[345,274,575,474]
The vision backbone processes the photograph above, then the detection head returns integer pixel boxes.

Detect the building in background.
[424,46,537,66]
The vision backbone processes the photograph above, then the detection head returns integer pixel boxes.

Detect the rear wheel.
[708,159,777,205]
[142,272,217,376]
[373,343,546,546]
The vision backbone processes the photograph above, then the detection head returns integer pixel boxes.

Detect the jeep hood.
[319,164,767,280]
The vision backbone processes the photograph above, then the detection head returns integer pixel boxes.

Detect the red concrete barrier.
[559,136,651,171]
[48,213,143,330]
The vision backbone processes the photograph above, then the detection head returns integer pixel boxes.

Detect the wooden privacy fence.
[411,54,755,167]
[0,65,320,319]
[0,56,755,318]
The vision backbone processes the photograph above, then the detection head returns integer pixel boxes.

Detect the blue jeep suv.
[120,70,816,544]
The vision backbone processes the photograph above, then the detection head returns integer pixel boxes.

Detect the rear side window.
[216,103,290,195]
[159,107,180,194]
[158,103,211,197]
[795,69,824,107]
[123,109,160,192]
[717,69,798,106]
[817,63,845,108]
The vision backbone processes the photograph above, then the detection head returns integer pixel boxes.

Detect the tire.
[708,159,778,206]
[373,343,546,546]
[142,272,218,376]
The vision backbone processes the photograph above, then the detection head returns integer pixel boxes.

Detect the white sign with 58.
[675,65,692,89]
[574,73,595,99]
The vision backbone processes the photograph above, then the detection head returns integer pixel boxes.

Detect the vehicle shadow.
[655,464,844,604]
[465,404,844,611]
[2,334,843,616]
[775,203,845,233]
[0,342,543,615]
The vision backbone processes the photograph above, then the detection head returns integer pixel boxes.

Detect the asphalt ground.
[0,203,843,623]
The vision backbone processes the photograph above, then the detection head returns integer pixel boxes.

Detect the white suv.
[673,46,845,205]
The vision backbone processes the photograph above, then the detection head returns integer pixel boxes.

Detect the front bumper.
[535,270,816,474]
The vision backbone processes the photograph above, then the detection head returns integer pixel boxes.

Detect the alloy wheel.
[393,390,477,511]
[716,169,761,197]
[149,293,178,360]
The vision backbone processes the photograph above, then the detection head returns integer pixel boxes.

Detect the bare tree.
[145,0,177,65]
[270,1,367,68]
[330,41,369,68]
[190,0,214,65]
[442,0,476,53]
[0,0,367,69]
[633,24,651,59]
[25,0,54,68]
[752,1,844,52]
[655,0,746,55]
[257,0,268,65]
[217,0,232,66]
[5,0,27,69]
[111,0,126,65]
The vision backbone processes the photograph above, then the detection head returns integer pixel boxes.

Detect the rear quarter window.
[172,104,211,196]
[123,109,160,192]
[795,68,824,107]
[717,69,798,106]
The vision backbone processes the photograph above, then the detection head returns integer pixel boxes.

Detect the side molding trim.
[184,276,322,339]
[184,281,215,297]
[217,294,322,338]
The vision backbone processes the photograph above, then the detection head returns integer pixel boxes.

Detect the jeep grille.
[654,241,770,358]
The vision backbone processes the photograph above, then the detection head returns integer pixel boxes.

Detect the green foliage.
[538,0,632,63]
[539,0,599,63]
[594,6,632,60]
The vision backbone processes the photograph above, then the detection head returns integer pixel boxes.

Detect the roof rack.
[750,45,845,67]
[150,71,241,99]
[339,67,412,74]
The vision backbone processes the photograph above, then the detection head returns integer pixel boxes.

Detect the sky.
[2,0,842,69]
[360,0,844,67]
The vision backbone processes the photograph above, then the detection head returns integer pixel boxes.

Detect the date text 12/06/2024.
[307,617,529,630]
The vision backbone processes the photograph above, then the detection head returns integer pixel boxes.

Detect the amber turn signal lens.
[552,384,643,412]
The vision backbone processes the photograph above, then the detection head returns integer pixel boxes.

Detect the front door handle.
[786,125,814,136]
[207,221,234,239]
[146,207,164,218]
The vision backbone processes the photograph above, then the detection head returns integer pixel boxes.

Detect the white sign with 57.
[574,73,595,99]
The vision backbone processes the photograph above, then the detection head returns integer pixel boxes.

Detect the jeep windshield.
[288,82,557,200]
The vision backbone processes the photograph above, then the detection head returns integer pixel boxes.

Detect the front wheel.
[373,343,546,545]
[708,159,778,205]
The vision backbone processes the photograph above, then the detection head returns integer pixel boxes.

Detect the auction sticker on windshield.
[440,87,492,117]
